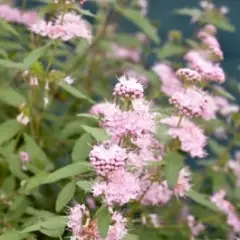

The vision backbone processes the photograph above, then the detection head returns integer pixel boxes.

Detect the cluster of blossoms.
[184,25,225,83]
[211,190,240,232]
[30,12,92,42]
[84,74,191,221]
[0,4,38,26]
[67,204,127,240]
[187,215,205,240]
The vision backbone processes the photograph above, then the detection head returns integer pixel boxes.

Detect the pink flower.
[92,169,141,206]
[210,190,235,214]
[161,116,207,158]
[169,87,217,120]
[141,180,172,206]
[107,212,128,240]
[174,168,192,197]
[210,190,240,232]
[30,12,92,42]
[187,215,205,237]
[137,0,148,16]
[89,102,116,117]
[89,141,127,176]
[113,74,144,99]
[0,4,38,26]
[111,44,141,62]
[125,70,148,85]
[67,204,88,237]
[184,50,225,83]
[176,68,202,83]
[19,151,30,163]
[214,96,239,116]
[152,63,183,96]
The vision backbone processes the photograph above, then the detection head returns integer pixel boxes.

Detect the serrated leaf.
[0,120,21,146]
[60,82,94,103]
[56,181,76,212]
[43,162,91,184]
[23,43,51,67]
[76,180,93,192]
[116,7,159,43]
[164,152,183,189]
[72,133,92,162]
[81,125,109,142]
[96,205,111,238]
[0,88,26,107]
[187,189,219,212]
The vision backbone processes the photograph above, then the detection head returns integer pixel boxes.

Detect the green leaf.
[174,8,201,18]
[72,133,92,162]
[155,125,171,144]
[76,180,93,192]
[24,172,48,191]
[208,139,225,156]
[214,87,236,101]
[0,88,26,107]
[60,82,94,103]
[0,20,19,37]
[43,162,91,184]
[21,216,66,234]
[56,181,76,212]
[116,7,159,43]
[164,152,183,189]
[0,59,25,69]
[96,205,111,238]
[23,43,51,67]
[0,230,25,240]
[0,120,21,146]
[8,154,28,180]
[24,133,53,171]
[157,43,186,59]
[81,125,109,142]
[124,234,139,240]
[187,189,219,212]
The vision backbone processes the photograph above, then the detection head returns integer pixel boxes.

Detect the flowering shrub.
[0,0,239,239]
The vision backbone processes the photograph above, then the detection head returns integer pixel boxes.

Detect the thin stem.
[177,114,184,127]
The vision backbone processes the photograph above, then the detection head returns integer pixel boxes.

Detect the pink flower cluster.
[176,68,201,83]
[0,4,38,26]
[89,74,192,209]
[89,141,127,176]
[113,75,144,99]
[30,12,92,42]
[214,96,239,116]
[210,190,240,232]
[184,25,225,83]
[161,116,207,158]
[111,44,141,62]
[187,215,205,239]
[92,169,141,206]
[68,204,127,240]
[152,63,183,96]
[169,87,217,120]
